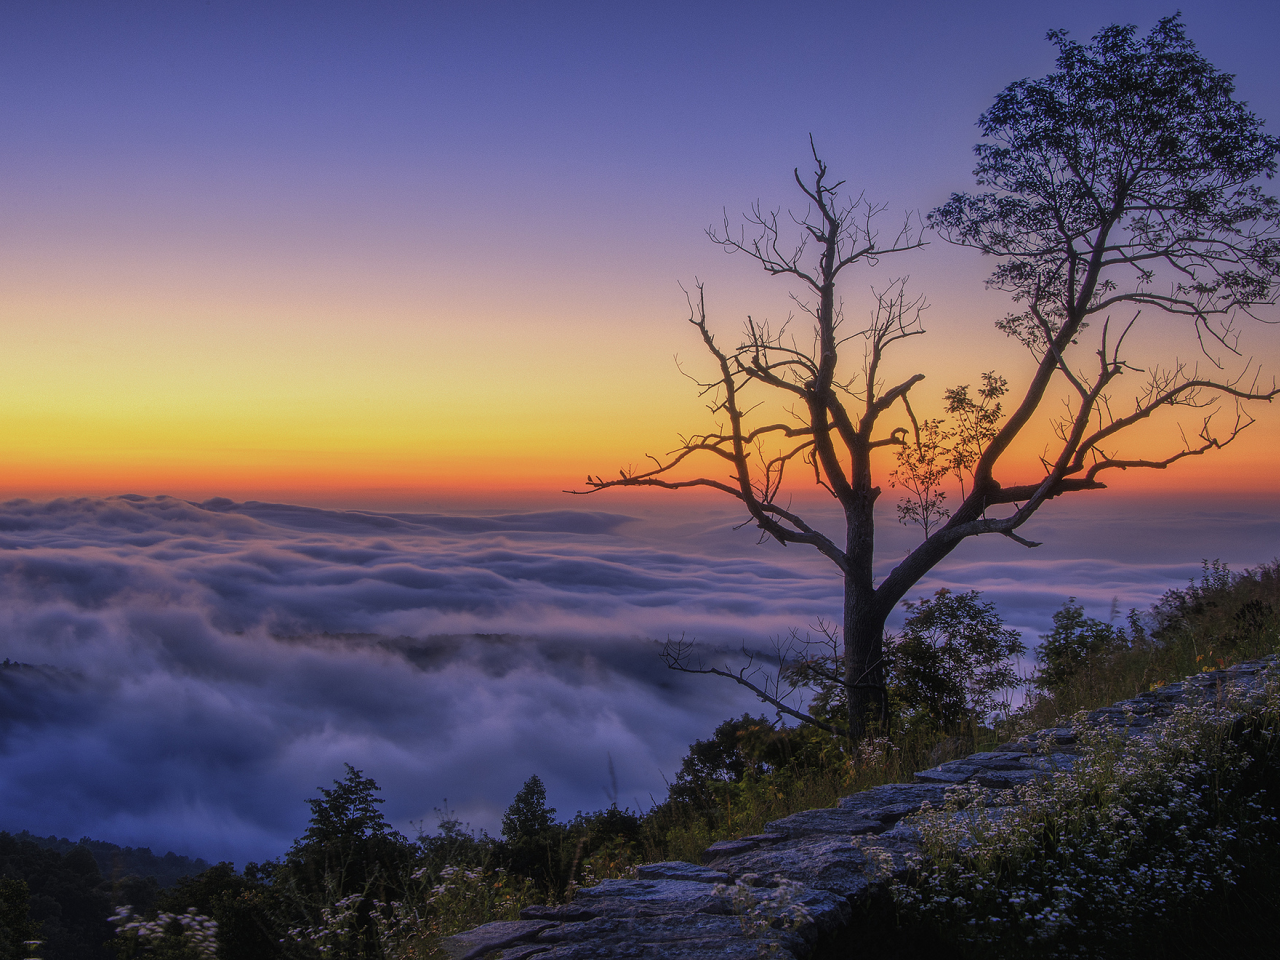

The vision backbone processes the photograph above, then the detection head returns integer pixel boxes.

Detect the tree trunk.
[844,578,888,740]
[843,491,887,740]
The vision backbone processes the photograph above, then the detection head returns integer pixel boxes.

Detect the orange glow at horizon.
[3,184,1278,510]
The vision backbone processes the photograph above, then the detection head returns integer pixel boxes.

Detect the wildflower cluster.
[282,865,531,958]
[111,905,219,959]
[852,734,899,770]
[410,863,530,932]
[714,874,813,956]
[891,678,1280,956]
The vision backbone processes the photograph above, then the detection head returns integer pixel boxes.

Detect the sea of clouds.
[0,493,1275,865]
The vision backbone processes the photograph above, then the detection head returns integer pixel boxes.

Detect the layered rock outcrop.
[444,656,1277,960]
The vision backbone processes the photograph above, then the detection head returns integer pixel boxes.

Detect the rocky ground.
[443,656,1279,960]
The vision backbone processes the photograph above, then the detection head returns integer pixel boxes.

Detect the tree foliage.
[932,15,1279,342]
[887,589,1026,730]
[664,715,780,809]
[500,776,562,889]
[1035,598,1131,693]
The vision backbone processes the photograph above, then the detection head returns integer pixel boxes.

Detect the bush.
[890,680,1280,958]
[887,589,1025,732]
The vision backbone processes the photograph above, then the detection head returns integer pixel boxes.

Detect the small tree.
[579,16,1280,739]
[1034,598,1130,693]
[500,776,562,890]
[280,764,413,941]
[663,715,777,809]
[888,589,1025,731]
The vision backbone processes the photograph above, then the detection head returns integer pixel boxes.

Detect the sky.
[0,0,1279,864]
[0,0,1277,504]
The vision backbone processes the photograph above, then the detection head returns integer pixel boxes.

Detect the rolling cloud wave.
[0,493,1273,864]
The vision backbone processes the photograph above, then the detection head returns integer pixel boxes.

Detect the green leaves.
[297,765,403,851]
[887,588,1026,730]
[500,776,556,844]
[930,13,1280,346]
[1035,598,1130,693]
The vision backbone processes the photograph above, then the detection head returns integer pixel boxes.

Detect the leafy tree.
[500,776,563,890]
[501,776,556,842]
[153,864,278,960]
[664,715,778,809]
[275,766,413,959]
[1035,598,1130,692]
[294,765,404,854]
[887,589,1026,730]
[580,15,1280,738]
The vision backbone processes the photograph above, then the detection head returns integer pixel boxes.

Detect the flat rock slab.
[562,878,733,918]
[701,833,786,863]
[837,782,948,814]
[635,861,728,883]
[707,834,871,908]
[1023,753,1076,772]
[443,920,556,960]
[973,768,1043,789]
[497,915,804,960]
[914,762,984,784]
[964,751,1031,769]
[765,806,884,838]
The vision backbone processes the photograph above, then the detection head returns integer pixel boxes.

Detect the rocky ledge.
[443,656,1278,960]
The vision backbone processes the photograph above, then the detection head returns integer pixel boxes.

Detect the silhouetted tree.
[1035,598,1131,692]
[663,715,777,809]
[276,766,413,959]
[579,15,1280,739]
[887,589,1025,730]
[500,776,562,889]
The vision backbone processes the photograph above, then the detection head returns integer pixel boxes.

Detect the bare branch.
[659,636,848,738]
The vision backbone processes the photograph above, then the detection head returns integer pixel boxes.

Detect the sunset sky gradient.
[2,0,1279,506]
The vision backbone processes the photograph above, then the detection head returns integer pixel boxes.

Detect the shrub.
[891,679,1280,957]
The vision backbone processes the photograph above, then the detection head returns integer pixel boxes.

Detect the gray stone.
[529,914,801,960]
[708,834,871,903]
[1022,753,1076,772]
[973,768,1043,789]
[701,839,761,863]
[699,833,786,863]
[567,878,732,918]
[635,861,728,883]
[876,820,922,843]
[765,806,884,837]
[837,782,949,812]
[914,761,983,784]
[492,947,551,960]
[521,904,598,922]
[848,801,930,825]
[442,920,556,960]
[964,751,1031,769]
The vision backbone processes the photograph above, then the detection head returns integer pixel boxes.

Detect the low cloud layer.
[0,493,1274,865]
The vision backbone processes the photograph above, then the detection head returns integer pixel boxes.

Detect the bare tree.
[576,17,1280,739]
